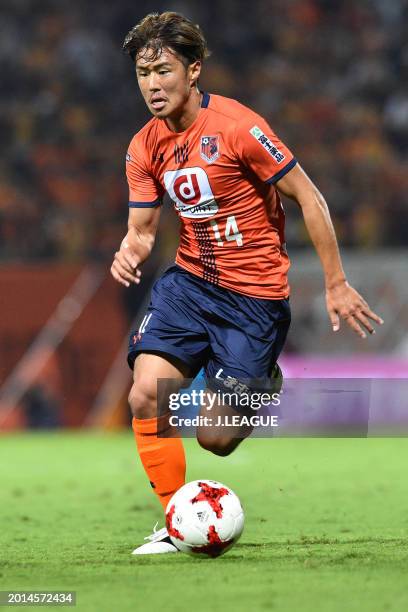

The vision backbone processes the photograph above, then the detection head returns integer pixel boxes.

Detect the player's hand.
[326,281,384,339]
[110,241,142,288]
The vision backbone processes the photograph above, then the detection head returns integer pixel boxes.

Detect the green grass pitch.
[1,433,408,612]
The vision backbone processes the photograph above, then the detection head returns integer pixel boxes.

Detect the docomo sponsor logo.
[164,167,219,218]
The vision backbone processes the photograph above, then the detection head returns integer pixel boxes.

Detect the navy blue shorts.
[128,265,290,386]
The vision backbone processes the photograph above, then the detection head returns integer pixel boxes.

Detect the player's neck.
[165,89,202,133]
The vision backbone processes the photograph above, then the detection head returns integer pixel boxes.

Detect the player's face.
[135,48,201,120]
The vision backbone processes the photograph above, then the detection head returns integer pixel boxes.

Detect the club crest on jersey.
[200,136,220,164]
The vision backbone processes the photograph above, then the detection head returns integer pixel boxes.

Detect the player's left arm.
[276,163,384,338]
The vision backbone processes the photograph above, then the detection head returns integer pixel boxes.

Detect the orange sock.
[132,415,186,511]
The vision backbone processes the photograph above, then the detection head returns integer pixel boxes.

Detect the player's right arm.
[235,110,383,337]
[110,206,161,287]
[111,134,164,287]
[276,163,383,337]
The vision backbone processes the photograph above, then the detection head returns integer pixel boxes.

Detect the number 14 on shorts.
[209,215,243,247]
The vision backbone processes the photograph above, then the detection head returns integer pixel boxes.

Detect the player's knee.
[196,433,237,457]
[128,382,157,419]
[210,442,236,457]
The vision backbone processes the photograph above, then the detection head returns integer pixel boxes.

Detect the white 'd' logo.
[164,167,218,218]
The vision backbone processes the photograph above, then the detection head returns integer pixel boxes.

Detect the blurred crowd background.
[1,0,408,262]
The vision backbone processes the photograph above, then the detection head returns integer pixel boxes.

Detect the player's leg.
[129,352,191,510]
[196,364,283,456]
[196,394,254,456]
[128,266,208,506]
[196,290,290,456]
[127,266,209,554]
[129,352,193,555]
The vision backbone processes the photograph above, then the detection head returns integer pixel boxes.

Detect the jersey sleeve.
[235,114,297,185]
[126,136,164,208]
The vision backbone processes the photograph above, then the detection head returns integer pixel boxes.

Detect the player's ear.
[189,60,202,88]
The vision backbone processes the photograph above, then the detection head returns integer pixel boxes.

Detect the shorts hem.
[127,341,200,371]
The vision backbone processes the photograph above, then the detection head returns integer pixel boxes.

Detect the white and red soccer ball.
[165,480,244,557]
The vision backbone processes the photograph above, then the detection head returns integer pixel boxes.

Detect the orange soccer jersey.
[126,92,297,299]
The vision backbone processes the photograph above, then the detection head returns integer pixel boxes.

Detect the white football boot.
[131,523,179,555]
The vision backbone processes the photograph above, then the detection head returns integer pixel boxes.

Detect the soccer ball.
[165,480,244,557]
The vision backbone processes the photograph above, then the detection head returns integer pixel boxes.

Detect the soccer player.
[110,12,383,554]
